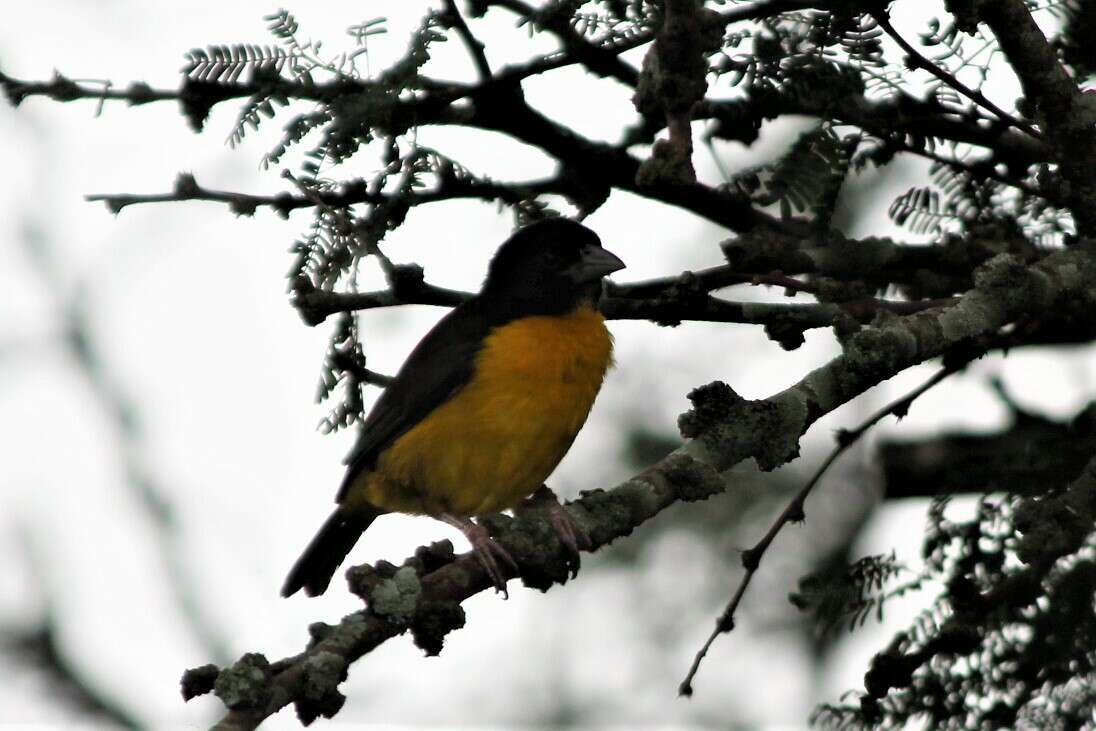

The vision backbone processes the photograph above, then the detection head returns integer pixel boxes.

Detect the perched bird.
[282,218,625,597]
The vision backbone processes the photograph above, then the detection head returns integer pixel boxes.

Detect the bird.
[282,218,625,597]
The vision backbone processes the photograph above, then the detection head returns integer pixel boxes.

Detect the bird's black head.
[481,218,625,317]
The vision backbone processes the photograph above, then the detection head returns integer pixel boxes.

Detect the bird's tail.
[281,506,380,597]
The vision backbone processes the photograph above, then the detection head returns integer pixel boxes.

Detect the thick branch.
[678,246,1096,474]
[719,228,1033,299]
[193,454,727,729]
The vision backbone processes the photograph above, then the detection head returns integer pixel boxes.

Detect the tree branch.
[76,86,781,233]
[880,399,1096,499]
[719,227,1038,299]
[185,244,1096,726]
[695,90,1052,170]
[872,12,1042,140]
[599,293,957,346]
[89,96,780,233]
[86,172,571,218]
[452,89,779,232]
[978,0,1096,235]
[290,276,470,326]
[442,0,493,81]
[290,258,956,345]
[679,360,964,695]
[189,454,728,729]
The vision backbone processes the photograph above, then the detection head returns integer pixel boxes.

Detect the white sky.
[0,2,1090,729]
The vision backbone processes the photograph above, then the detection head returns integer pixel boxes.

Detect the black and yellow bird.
[282,218,625,597]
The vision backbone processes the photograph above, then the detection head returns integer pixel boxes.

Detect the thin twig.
[290,276,470,325]
[329,349,394,388]
[443,0,492,80]
[489,0,640,86]
[86,172,569,217]
[678,359,968,696]
[872,12,1043,140]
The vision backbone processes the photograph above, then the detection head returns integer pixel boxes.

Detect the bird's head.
[481,218,625,316]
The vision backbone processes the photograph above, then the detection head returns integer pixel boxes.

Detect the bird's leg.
[525,485,592,577]
[439,514,518,596]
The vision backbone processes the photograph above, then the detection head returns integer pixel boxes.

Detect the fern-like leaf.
[734,125,852,222]
[265,8,300,41]
[790,552,908,637]
[228,92,289,147]
[889,186,955,234]
[182,44,292,83]
[316,313,368,433]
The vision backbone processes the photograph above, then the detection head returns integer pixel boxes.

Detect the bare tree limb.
[86,172,571,218]
[679,360,964,695]
[442,0,493,81]
[599,293,957,340]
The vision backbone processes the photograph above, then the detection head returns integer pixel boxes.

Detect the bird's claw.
[528,485,591,578]
[472,533,519,597]
[442,514,517,596]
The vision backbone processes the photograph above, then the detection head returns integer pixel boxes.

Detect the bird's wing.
[336,300,493,502]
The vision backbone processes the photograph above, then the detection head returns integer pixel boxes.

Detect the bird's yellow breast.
[356,305,613,517]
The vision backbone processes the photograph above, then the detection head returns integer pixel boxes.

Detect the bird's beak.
[572,246,626,283]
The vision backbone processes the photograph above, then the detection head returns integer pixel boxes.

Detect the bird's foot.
[526,485,592,578]
[440,514,517,597]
